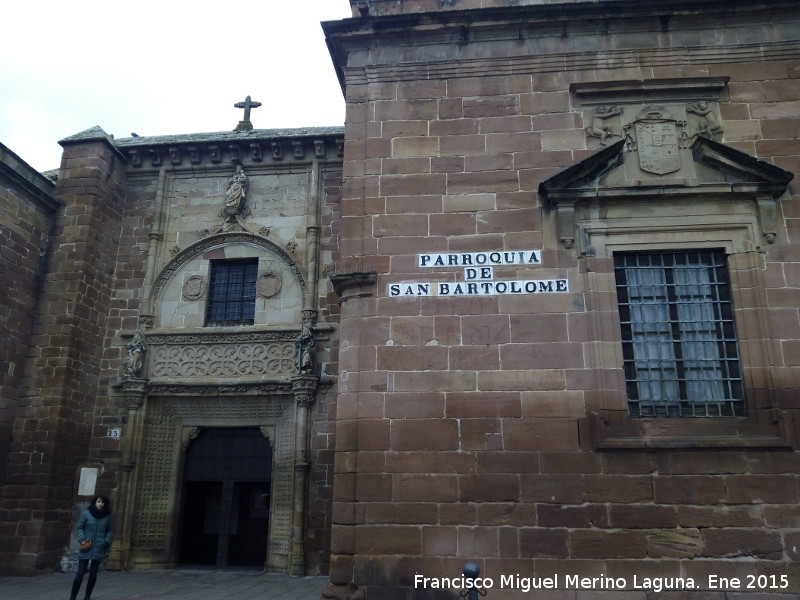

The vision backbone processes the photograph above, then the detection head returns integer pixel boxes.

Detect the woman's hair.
[90,495,112,513]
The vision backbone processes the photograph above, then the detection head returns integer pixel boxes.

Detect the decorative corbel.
[181,427,202,452]
[148,149,161,167]
[756,195,778,244]
[119,377,147,411]
[128,149,142,168]
[555,199,577,249]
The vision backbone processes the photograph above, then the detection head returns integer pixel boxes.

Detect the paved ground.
[0,567,328,600]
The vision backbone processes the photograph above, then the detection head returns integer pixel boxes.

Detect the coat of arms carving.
[624,105,686,176]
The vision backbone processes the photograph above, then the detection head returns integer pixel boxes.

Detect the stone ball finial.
[463,562,480,578]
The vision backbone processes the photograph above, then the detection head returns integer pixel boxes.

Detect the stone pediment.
[539,136,793,201]
[539,136,794,249]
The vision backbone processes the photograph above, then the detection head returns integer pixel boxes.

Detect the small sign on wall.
[107,428,122,439]
[78,467,98,497]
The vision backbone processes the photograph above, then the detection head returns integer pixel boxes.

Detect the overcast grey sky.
[1,1,352,172]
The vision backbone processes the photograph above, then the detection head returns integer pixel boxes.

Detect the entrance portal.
[178,427,272,566]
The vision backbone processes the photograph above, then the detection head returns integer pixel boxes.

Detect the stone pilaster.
[107,378,147,570]
[288,374,319,576]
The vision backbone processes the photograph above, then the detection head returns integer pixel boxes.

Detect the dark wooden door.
[179,427,272,566]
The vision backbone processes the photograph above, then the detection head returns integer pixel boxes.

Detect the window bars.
[205,258,258,326]
[614,249,745,418]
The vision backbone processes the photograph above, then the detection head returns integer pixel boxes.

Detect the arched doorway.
[179,427,272,566]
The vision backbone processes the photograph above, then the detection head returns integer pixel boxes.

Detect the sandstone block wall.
[0,134,127,575]
[325,1,800,598]
[0,144,59,497]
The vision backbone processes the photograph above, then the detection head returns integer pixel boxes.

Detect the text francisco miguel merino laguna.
[414,573,790,593]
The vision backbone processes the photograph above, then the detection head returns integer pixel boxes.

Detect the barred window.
[205,259,258,326]
[614,250,745,418]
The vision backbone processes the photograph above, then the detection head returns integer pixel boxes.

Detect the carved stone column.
[108,377,147,570]
[288,374,318,576]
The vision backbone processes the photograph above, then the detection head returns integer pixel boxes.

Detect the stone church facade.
[2,0,800,598]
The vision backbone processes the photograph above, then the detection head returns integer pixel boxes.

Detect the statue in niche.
[686,101,723,140]
[224,164,247,214]
[585,105,622,145]
[122,329,148,379]
[295,323,315,375]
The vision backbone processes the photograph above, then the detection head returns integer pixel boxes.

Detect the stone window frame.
[205,257,260,326]
[577,208,794,450]
[537,94,795,448]
[613,248,745,418]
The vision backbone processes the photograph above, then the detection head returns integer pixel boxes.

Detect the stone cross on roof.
[234,95,262,132]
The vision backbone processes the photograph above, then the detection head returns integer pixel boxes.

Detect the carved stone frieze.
[146,330,298,345]
[149,341,296,379]
[146,381,294,396]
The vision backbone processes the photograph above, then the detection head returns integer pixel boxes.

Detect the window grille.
[614,250,745,417]
[205,258,258,326]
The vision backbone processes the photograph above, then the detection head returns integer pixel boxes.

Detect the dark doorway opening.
[179,427,272,567]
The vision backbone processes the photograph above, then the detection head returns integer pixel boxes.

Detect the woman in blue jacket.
[70,495,114,600]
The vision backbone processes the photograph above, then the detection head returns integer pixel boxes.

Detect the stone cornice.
[325,1,800,87]
[329,0,799,29]
[346,0,799,18]
[339,40,800,86]
[114,127,344,171]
